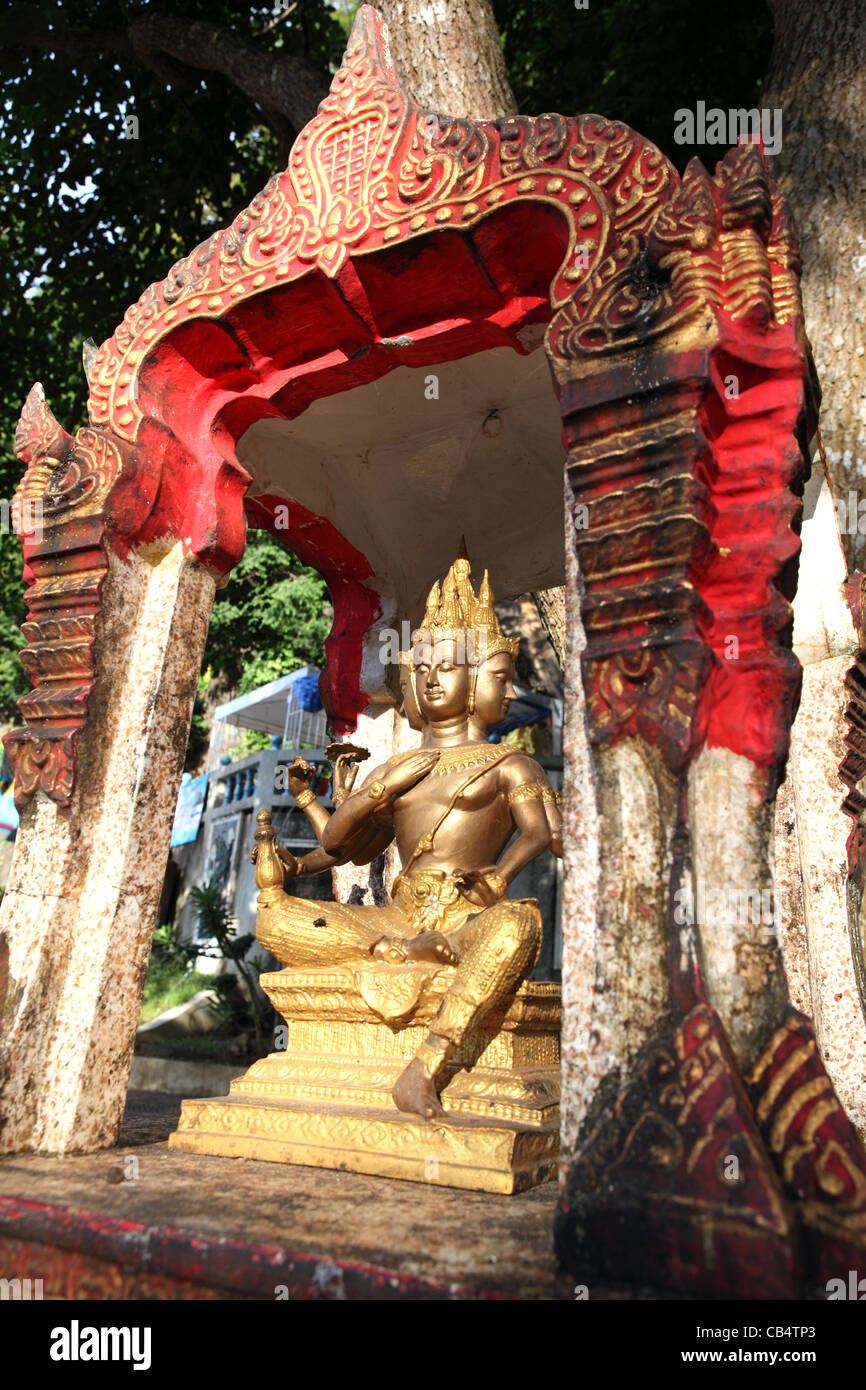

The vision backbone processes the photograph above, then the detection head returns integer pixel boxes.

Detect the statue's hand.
[251,842,299,878]
[454,867,505,909]
[380,749,440,798]
[277,845,300,878]
[286,755,315,800]
[332,753,360,805]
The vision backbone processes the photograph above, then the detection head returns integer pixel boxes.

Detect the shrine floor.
[0,1092,566,1300]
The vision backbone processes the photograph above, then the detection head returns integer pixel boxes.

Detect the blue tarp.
[293,672,323,713]
[0,789,19,836]
[489,704,552,742]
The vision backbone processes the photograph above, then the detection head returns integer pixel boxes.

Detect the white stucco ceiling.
[236,342,566,621]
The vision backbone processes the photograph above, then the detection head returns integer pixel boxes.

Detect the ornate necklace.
[390,743,510,775]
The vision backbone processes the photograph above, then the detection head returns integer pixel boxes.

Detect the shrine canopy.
[73,2,668,725]
[12,0,681,794]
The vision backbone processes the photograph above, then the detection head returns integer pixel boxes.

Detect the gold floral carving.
[550,143,804,365]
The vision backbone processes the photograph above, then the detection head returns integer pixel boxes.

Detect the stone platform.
[0,1093,560,1300]
[169,969,562,1194]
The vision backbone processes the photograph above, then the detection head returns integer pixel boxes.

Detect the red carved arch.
[7,3,810,817]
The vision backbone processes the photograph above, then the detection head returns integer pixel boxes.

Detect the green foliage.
[0,542,26,719]
[205,530,331,697]
[142,908,274,1051]
[151,919,185,956]
[139,962,215,1024]
[188,878,275,1050]
[140,922,214,1022]
[189,879,240,948]
[186,666,213,765]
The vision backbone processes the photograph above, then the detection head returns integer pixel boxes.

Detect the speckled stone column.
[787,657,866,1135]
[0,543,215,1154]
[558,511,600,1160]
[773,472,866,1136]
[687,747,789,1072]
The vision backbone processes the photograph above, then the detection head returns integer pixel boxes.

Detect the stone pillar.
[552,146,866,1295]
[0,543,215,1153]
[775,469,866,1136]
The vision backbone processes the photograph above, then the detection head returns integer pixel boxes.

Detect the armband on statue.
[506,782,553,807]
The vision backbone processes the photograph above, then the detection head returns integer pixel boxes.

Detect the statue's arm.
[495,800,552,885]
[501,754,562,857]
[544,787,563,859]
[320,758,394,859]
[287,844,339,877]
[297,798,331,848]
[282,753,369,852]
[497,755,555,880]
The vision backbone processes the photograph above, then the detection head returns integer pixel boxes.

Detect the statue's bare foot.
[401,931,459,966]
[372,931,458,966]
[392,1058,446,1120]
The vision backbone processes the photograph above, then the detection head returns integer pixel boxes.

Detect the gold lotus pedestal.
[169,962,561,1194]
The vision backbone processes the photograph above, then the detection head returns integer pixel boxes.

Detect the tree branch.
[127,12,328,156]
[1,9,330,161]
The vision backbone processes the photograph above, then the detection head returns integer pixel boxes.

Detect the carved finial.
[422,580,440,630]
[437,566,462,630]
[453,538,476,625]
[15,383,69,468]
[472,570,498,645]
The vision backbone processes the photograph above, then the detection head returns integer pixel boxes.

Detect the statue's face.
[413,639,472,723]
[398,659,424,731]
[473,652,515,732]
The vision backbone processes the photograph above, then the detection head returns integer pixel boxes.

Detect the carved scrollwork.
[5,391,122,809]
[496,112,570,174]
[86,6,675,445]
[2,732,74,806]
[14,382,69,472]
[585,640,709,770]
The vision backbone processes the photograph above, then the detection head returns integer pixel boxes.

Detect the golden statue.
[170,550,563,1191]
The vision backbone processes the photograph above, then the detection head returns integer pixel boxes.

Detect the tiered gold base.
[169,965,561,1194]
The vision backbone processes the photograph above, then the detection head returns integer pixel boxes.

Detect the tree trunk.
[378,1,565,666]
[764,0,866,568]
[531,586,566,669]
[375,0,517,118]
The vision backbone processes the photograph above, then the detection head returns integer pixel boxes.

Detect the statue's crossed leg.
[256,883,542,1119]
